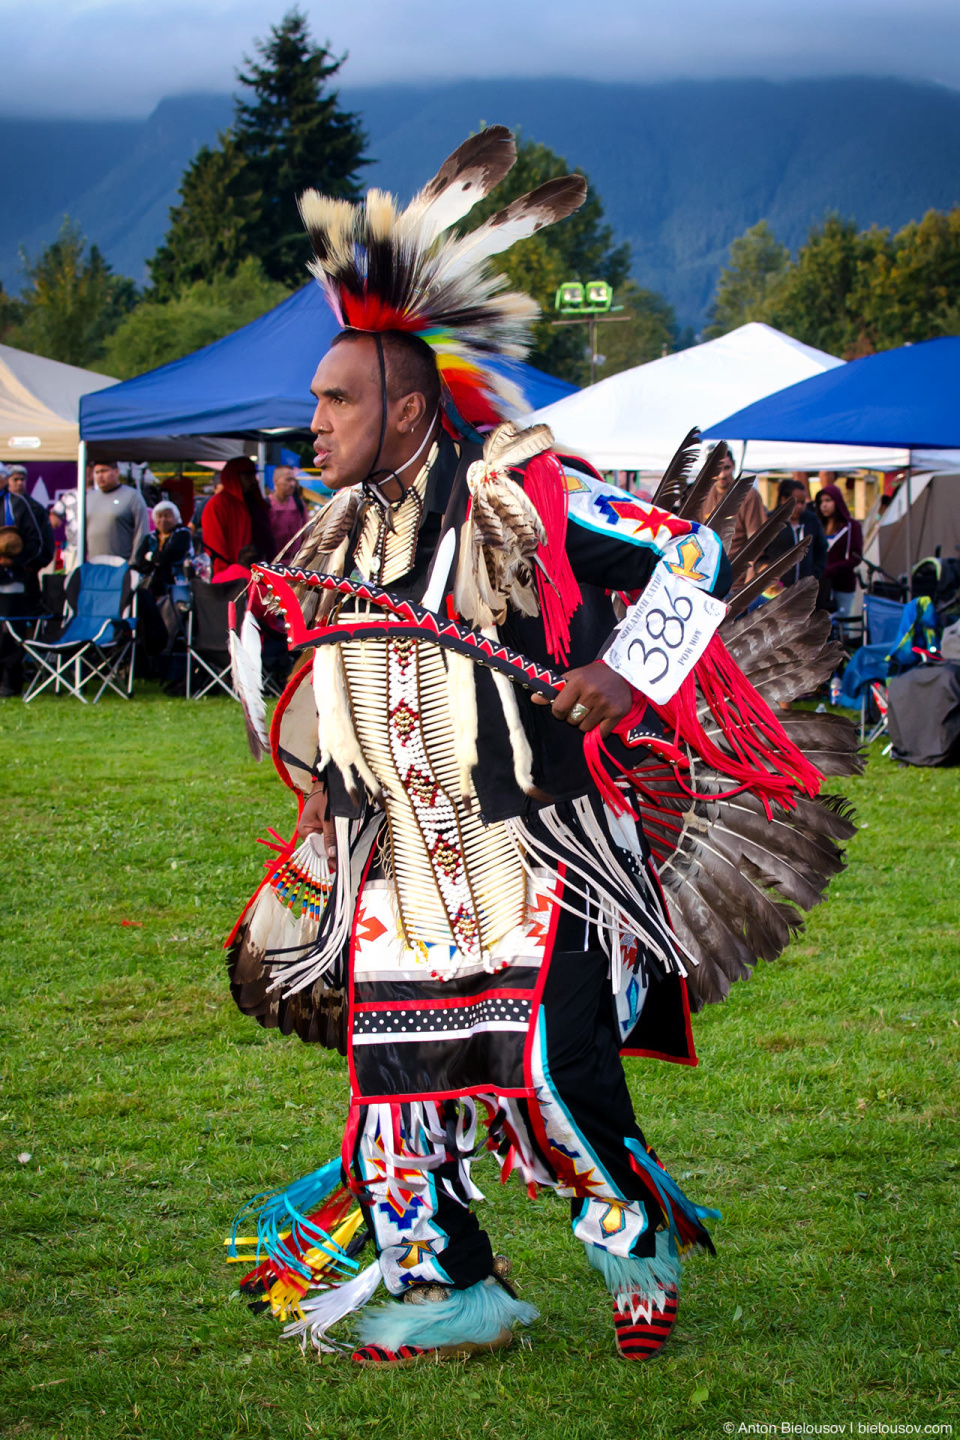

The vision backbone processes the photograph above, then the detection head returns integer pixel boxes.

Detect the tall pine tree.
[233,9,367,286]
[148,139,253,301]
[148,8,367,295]
[12,219,136,367]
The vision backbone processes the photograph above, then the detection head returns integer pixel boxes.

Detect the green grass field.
[1,690,958,1440]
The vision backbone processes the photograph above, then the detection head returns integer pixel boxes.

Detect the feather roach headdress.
[298,126,587,432]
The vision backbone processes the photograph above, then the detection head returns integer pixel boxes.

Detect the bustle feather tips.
[298,127,587,428]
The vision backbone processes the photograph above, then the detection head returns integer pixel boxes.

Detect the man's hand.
[297,782,337,870]
[531,659,633,738]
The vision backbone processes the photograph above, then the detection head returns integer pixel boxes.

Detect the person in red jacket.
[815,483,863,615]
[201,458,274,575]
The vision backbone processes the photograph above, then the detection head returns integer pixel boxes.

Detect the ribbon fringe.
[587,634,824,823]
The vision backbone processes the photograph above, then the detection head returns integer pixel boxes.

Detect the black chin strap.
[361,332,439,523]
[362,334,396,500]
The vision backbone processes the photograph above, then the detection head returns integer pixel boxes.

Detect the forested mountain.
[4,76,960,326]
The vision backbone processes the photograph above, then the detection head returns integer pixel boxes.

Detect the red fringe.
[523,452,582,667]
[588,635,824,822]
[651,633,822,814]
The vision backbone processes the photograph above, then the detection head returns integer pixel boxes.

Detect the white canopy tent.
[524,323,951,475]
[0,344,118,463]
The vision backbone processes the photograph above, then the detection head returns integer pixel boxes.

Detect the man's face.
[309,337,392,490]
[273,466,297,501]
[715,455,734,491]
[7,470,26,495]
[155,509,177,535]
[93,464,121,492]
[792,488,807,521]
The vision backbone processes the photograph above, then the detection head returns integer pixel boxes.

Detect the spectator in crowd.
[85,461,149,562]
[764,479,828,588]
[5,466,54,545]
[201,458,274,575]
[131,500,194,659]
[132,501,192,597]
[0,470,54,696]
[697,448,766,579]
[815,483,863,616]
[267,464,308,557]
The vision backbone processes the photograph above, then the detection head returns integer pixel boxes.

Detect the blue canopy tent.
[704,336,960,572]
[80,283,575,446]
[703,336,960,451]
[78,283,577,554]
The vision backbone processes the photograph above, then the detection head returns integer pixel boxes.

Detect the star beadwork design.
[397,1241,434,1270]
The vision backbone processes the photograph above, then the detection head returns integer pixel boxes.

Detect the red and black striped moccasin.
[351,1328,513,1368]
[612,1285,679,1361]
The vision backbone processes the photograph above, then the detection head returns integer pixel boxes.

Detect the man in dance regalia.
[225,128,859,1367]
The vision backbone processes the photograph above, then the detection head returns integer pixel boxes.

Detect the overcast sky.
[3,0,960,117]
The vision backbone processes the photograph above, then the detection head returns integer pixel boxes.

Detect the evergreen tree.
[233,8,367,286]
[704,221,790,338]
[10,218,137,368]
[459,136,631,383]
[148,140,253,300]
[148,9,367,295]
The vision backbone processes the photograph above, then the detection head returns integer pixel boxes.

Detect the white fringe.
[504,807,684,976]
[271,815,382,997]
[489,661,536,794]
[444,651,479,801]
[313,644,380,799]
[281,1259,383,1353]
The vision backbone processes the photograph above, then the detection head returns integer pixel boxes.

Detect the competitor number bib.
[606,562,727,705]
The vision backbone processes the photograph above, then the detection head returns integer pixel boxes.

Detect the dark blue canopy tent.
[704,335,960,451]
[80,283,577,447]
[704,335,960,572]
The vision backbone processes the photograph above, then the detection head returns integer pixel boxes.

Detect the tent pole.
[76,440,87,563]
[904,464,912,594]
[257,438,267,495]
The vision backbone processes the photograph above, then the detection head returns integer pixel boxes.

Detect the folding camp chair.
[858,594,905,744]
[14,562,137,704]
[184,577,247,700]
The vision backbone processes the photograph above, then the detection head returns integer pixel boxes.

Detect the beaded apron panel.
[338,634,527,976]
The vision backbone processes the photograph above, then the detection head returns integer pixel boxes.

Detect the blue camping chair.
[837,595,905,742]
[16,561,137,703]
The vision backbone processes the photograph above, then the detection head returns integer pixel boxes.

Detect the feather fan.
[676,442,730,521]
[728,495,797,583]
[705,475,757,554]
[724,537,812,615]
[627,531,863,1010]
[650,428,701,512]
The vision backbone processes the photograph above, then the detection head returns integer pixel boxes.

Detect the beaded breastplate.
[338,631,526,971]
